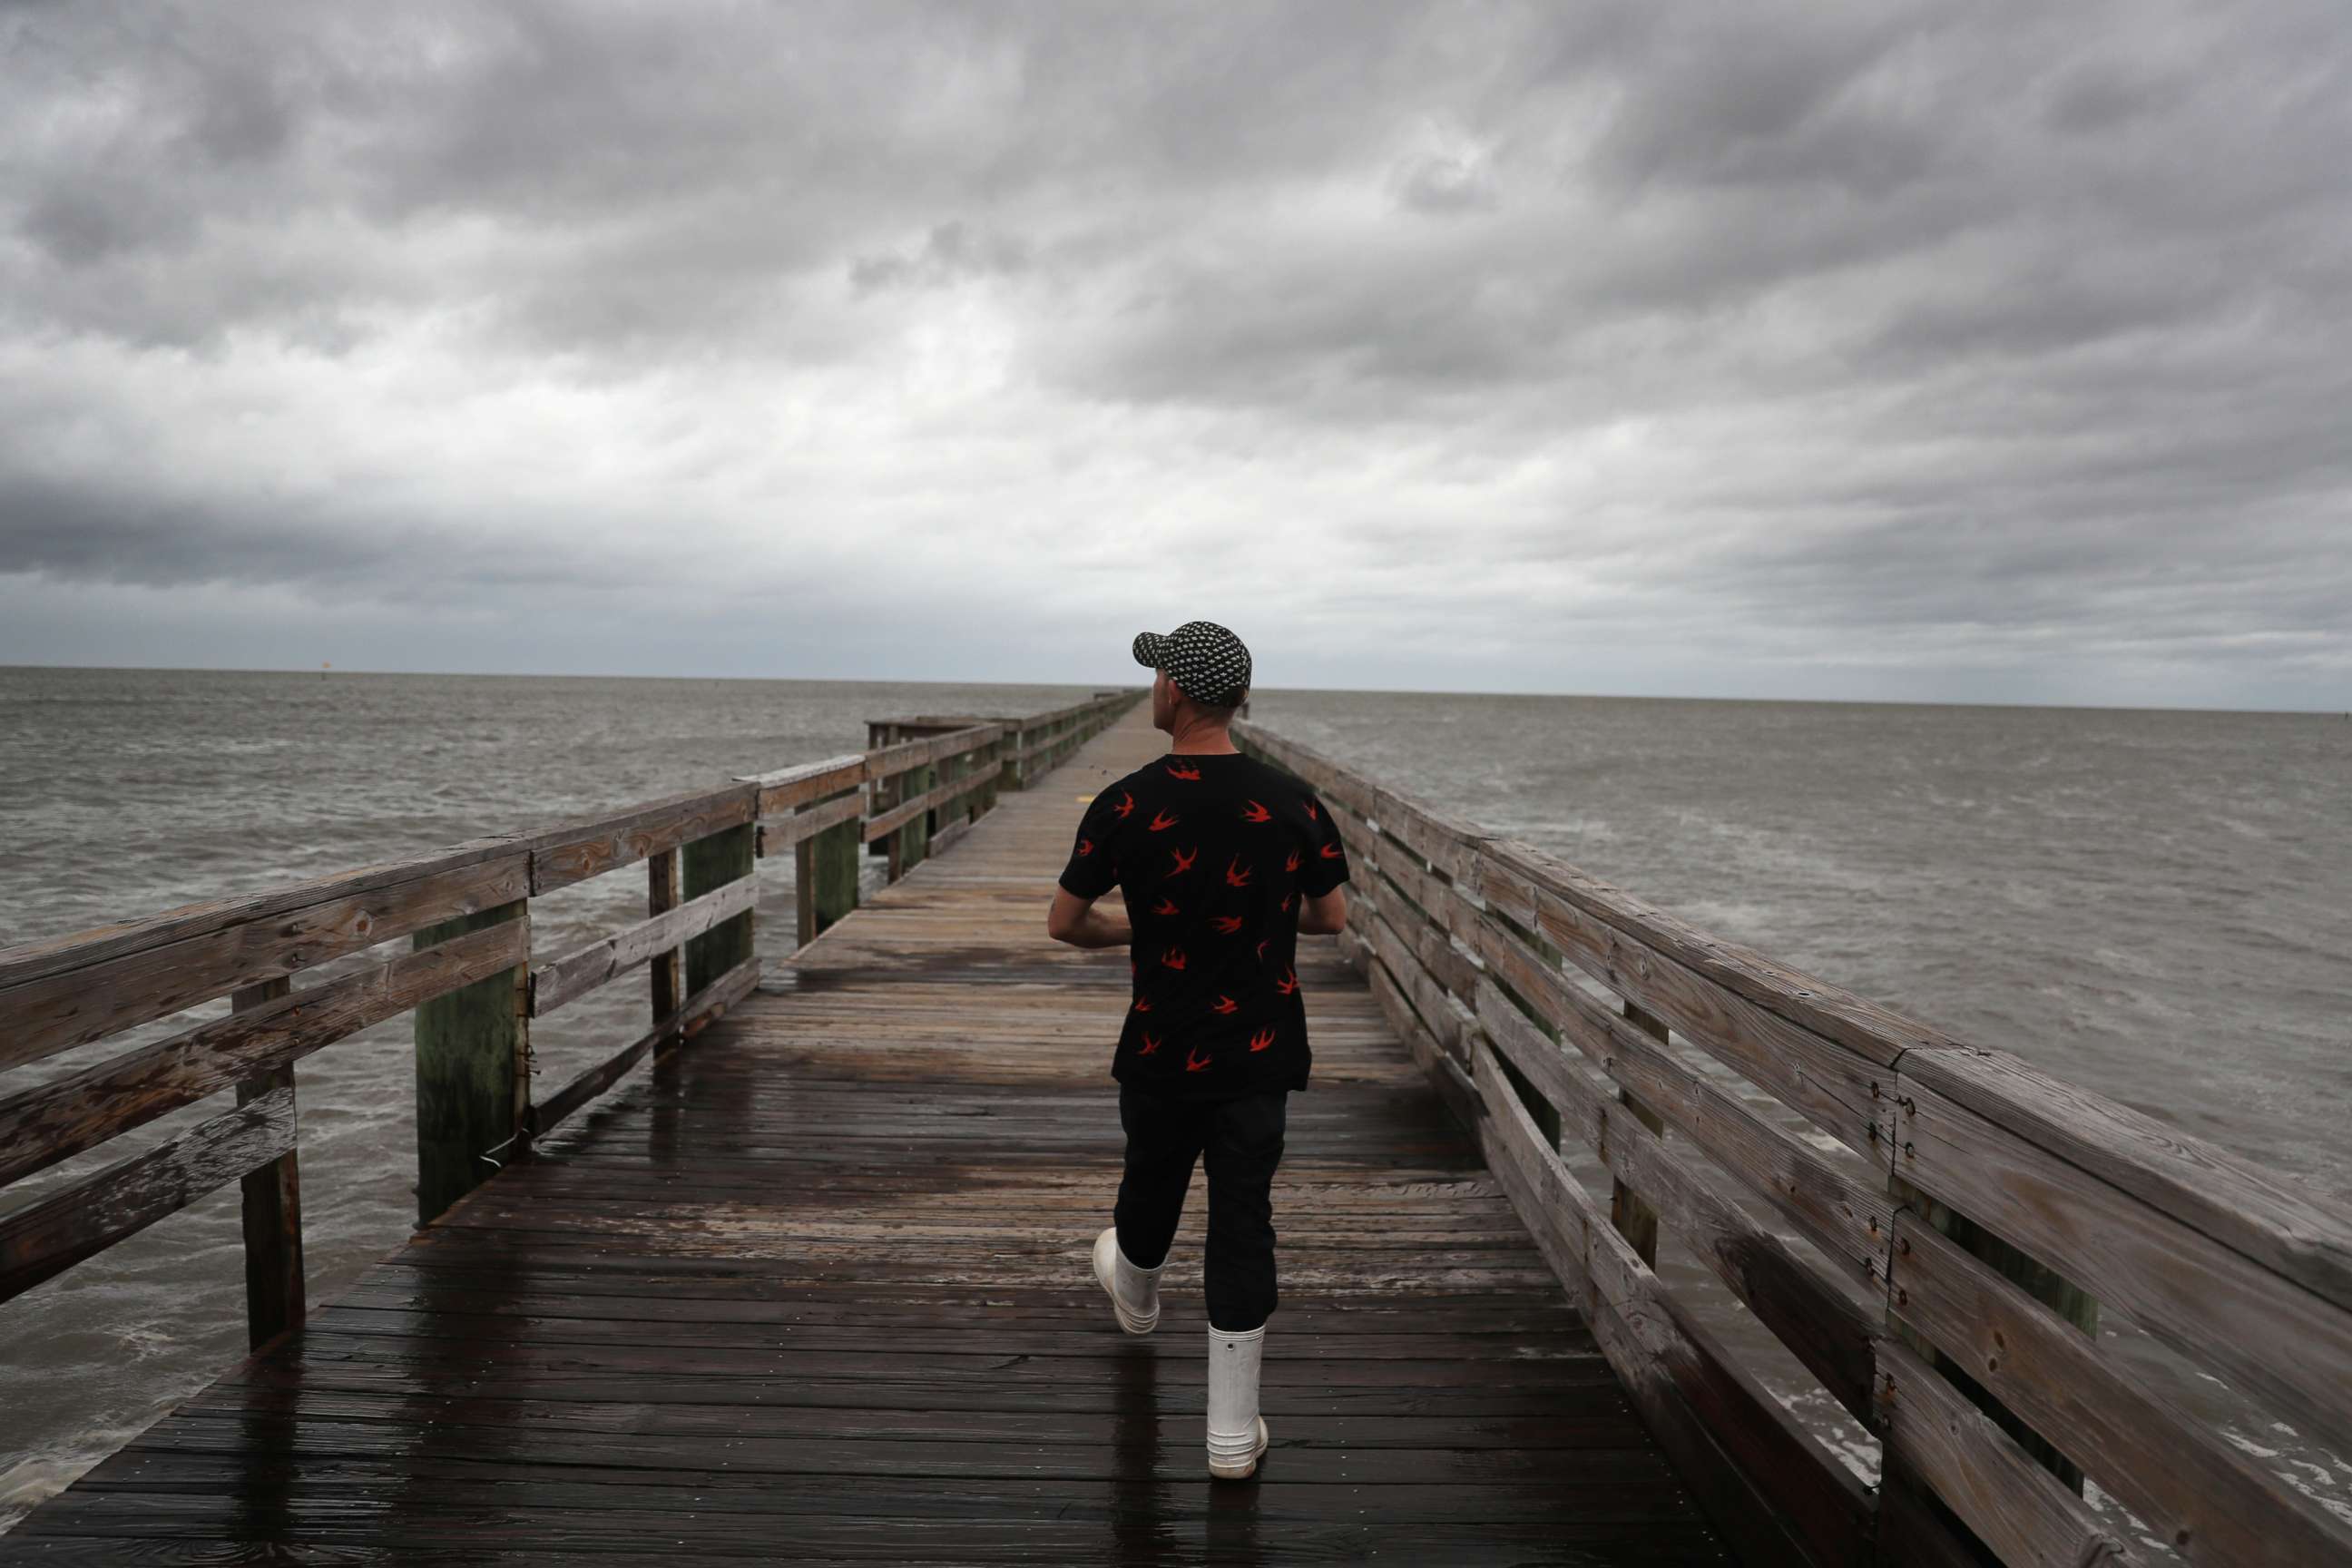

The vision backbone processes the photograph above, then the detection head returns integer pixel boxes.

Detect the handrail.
[1234,714,2352,1568]
[0,689,1142,1367]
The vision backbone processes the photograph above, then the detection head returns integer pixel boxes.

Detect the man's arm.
[1048,887,1132,948]
[1298,886,1348,936]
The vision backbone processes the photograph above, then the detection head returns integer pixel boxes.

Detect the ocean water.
[1250,689,2350,1200]
[2,669,2346,1534]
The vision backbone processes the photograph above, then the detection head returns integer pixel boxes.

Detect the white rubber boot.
[1092,1226,1162,1335]
[1206,1322,1270,1479]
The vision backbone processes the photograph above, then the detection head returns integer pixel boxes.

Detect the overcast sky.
[3,3,2347,709]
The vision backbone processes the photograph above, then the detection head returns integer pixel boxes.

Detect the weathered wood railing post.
[977,730,1002,815]
[682,822,756,995]
[936,744,967,838]
[1000,720,1031,791]
[649,848,681,1019]
[797,787,862,947]
[643,846,686,1102]
[1609,1001,1667,1268]
[231,976,304,1348]
[891,749,936,880]
[863,721,894,867]
[412,897,530,1225]
[865,720,889,863]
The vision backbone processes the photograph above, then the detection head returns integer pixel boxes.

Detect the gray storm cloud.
[1,0,2346,706]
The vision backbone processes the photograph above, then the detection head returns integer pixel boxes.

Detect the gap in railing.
[515,867,818,1095]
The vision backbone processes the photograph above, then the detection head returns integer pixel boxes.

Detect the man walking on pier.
[1045,620,1351,1481]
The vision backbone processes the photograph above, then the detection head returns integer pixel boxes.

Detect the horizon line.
[1,660,2338,719]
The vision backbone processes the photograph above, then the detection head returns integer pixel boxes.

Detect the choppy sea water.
[2,670,2346,1538]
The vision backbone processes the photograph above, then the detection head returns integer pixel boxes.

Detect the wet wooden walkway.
[4,707,1723,1566]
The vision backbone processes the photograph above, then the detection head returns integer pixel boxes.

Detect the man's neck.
[1168,721,1240,755]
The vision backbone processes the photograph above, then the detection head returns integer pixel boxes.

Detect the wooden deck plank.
[2,707,1723,1566]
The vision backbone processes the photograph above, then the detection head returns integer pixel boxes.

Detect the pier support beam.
[649,848,682,1020]
[683,823,756,995]
[797,793,861,948]
[412,898,529,1225]
[977,732,1003,815]
[232,977,305,1348]
[889,756,935,881]
[936,745,968,838]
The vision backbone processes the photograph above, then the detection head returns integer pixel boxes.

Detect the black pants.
[1112,1081,1289,1332]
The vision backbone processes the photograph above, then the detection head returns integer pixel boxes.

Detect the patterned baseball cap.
[1132,621,1252,706]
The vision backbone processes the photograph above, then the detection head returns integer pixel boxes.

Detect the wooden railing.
[1235,717,2352,1568]
[0,690,1141,1358]
[869,692,1140,785]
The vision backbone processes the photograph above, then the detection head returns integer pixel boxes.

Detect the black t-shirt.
[1058,750,1351,1100]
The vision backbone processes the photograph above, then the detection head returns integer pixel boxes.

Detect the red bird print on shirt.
[1276,966,1298,995]
[1284,847,1300,872]
[1211,994,1239,1014]
[1280,891,1294,912]
[1303,799,1318,819]
[1166,760,1202,781]
[1076,838,1094,857]
[1167,847,1196,877]
[1138,1032,1162,1056]
[1240,799,1271,823]
[1113,789,1135,819]
[1148,809,1180,832]
[1151,896,1180,916]
[1256,938,1270,961]
[1224,856,1252,887]
[1161,946,1187,970]
[1185,1044,1212,1072]
[1319,840,1342,859]
[1133,995,1152,1012]
[1248,1026,1277,1053]
[1210,914,1243,934]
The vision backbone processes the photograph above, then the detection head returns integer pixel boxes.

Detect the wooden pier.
[5,690,2348,1565]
